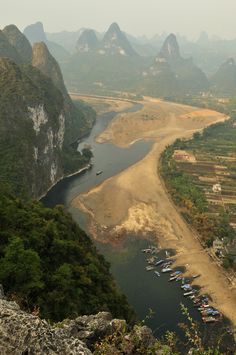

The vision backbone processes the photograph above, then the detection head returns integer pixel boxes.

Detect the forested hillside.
[0,184,135,323]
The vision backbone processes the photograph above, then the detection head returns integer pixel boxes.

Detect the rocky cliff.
[76,29,99,53]
[3,24,32,63]
[32,41,95,145]
[101,22,138,56]
[210,58,236,94]
[0,30,22,64]
[0,25,95,198]
[24,22,70,61]
[145,33,209,95]
[0,290,157,355]
[0,57,65,197]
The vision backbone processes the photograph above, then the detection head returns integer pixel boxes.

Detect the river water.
[42,104,234,350]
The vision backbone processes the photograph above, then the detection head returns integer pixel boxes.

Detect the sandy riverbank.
[70,93,134,114]
[71,97,236,325]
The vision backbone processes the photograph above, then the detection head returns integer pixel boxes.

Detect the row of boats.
[142,245,222,324]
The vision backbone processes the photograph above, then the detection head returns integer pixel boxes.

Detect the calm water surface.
[42,104,234,350]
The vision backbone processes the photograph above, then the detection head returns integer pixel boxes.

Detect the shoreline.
[71,97,236,326]
[39,163,92,201]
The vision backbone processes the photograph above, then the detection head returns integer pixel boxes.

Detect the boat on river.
[155,259,164,266]
[146,266,155,271]
[161,267,173,273]
[175,275,183,282]
[147,256,158,264]
[202,316,220,323]
[184,289,197,297]
[96,170,103,175]
[154,271,160,277]
[170,270,182,277]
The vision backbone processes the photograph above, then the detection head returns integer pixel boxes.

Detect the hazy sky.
[2,0,236,39]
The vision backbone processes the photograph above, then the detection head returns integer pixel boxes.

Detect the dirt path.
[72,97,236,325]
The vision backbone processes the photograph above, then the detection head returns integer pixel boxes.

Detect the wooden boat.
[175,276,183,282]
[170,270,182,277]
[96,170,103,175]
[202,316,220,323]
[154,271,160,277]
[155,259,164,266]
[161,267,173,273]
[184,290,197,297]
[146,266,155,271]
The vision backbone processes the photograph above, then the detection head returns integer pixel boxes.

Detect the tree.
[0,237,43,299]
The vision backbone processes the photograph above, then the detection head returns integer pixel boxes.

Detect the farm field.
[171,121,236,229]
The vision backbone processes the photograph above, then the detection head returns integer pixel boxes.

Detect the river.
[42,103,233,350]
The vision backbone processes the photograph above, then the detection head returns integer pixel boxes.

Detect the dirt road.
[72,97,236,325]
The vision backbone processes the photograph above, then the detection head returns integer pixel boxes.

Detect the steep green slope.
[32,42,95,145]
[62,52,152,94]
[0,184,135,323]
[210,58,236,95]
[3,24,32,63]
[0,30,22,64]
[0,58,64,197]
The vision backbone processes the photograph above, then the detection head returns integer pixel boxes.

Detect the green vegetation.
[161,102,236,269]
[0,184,135,323]
[0,60,63,197]
[62,53,152,94]
[61,146,92,175]
[94,305,234,354]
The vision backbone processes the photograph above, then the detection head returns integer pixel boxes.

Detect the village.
[172,147,236,277]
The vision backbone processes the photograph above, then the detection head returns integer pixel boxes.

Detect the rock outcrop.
[76,29,99,53]
[145,33,209,95]
[0,57,65,198]
[101,22,137,56]
[158,33,181,64]
[0,289,158,355]
[210,58,236,94]
[24,21,47,44]
[3,24,32,63]
[24,22,70,61]
[32,42,92,145]
[0,30,22,64]
[0,294,92,354]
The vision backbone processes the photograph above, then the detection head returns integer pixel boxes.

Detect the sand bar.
[72,97,236,326]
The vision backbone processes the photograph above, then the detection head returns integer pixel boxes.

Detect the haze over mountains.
[21,21,236,97]
[1,20,234,99]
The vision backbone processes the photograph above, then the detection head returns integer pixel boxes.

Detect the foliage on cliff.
[0,184,135,323]
[0,59,64,197]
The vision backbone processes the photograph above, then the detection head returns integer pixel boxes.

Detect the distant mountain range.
[22,21,236,97]
[24,22,70,61]
[210,58,236,94]
[76,23,138,57]
[143,34,209,96]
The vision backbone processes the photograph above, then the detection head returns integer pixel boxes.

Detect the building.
[213,238,224,252]
[212,184,222,193]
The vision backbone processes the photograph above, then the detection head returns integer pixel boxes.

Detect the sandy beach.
[71,96,236,326]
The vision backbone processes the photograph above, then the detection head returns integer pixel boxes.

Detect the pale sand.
[72,97,236,326]
[69,93,134,114]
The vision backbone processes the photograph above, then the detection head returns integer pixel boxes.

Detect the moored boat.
[161,267,173,273]
[170,270,182,277]
[146,266,155,271]
[202,316,220,323]
[155,259,164,266]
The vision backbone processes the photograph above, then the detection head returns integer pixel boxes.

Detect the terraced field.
[172,120,236,229]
